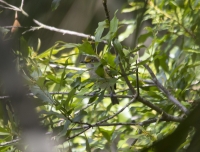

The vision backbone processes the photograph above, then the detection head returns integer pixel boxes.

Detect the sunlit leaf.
[77,41,95,55]
[99,126,115,142]
[95,20,108,42]
[30,85,54,104]
[110,11,119,35]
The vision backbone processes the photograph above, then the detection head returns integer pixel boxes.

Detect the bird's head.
[81,55,99,64]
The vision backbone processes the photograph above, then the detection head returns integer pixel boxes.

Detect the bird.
[81,55,119,105]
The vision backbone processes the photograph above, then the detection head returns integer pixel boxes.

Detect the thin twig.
[117,52,137,95]
[137,96,183,122]
[71,117,171,129]
[33,19,95,40]
[96,95,137,125]
[148,0,195,39]
[20,0,24,10]
[1,26,27,29]
[0,92,134,100]
[0,0,20,11]
[0,0,96,41]
[0,5,17,10]
[3,116,180,144]
[0,138,20,147]
[143,64,189,115]
[136,60,140,95]
[102,0,110,23]
[66,127,90,141]
[62,116,183,138]
[49,64,86,71]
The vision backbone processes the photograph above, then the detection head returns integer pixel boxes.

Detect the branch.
[1,26,26,29]
[96,95,136,124]
[137,96,183,122]
[148,1,195,39]
[144,64,189,115]
[49,64,86,71]
[86,118,170,128]
[114,48,137,95]
[0,0,20,11]
[0,0,96,41]
[102,0,137,95]
[0,138,20,147]
[3,116,180,144]
[63,116,183,141]
[65,116,182,141]
[102,0,110,23]
[32,19,95,40]
[0,92,134,100]
[20,0,24,10]
[66,127,90,141]
[119,62,137,95]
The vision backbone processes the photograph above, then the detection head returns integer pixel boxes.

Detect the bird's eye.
[91,59,95,62]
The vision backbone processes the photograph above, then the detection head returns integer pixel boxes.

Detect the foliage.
[1,0,200,151]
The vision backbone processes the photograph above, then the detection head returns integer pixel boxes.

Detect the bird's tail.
[111,96,119,104]
[110,88,119,104]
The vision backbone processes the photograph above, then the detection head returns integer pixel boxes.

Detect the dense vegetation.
[0,0,200,151]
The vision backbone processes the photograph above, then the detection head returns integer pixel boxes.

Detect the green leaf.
[6,105,17,133]
[36,76,46,87]
[70,77,81,88]
[46,74,60,83]
[85,135,91,152]
[183,48,200,54]
[57,120,71,138]
[159,54,169,72]
[110,11,119,36]
[95,20,108,42]
[118,24,136,42]
[101,11,119,41]
[122,2,144,13]
[103,53,116,68]
[65,88,76,106]
[77,41,95,55]
[0,146,10,151]
[0,127,10,135]
[95,90,105,106]
[36,38,41,52]
[99,126,115,142]
[30,85,54,104]
[36,44,64,58]
[30,69,43,80]
[88,95,98,104]
[113,39,125,58]
[63,43,79,48]
[73,110,87,122]
[138,32,153,44]
[51,0,61,11]
[20,37,30,57]
[65,72,74,78]
[137,57,151,66]
[95,64,105,78]
[169,1,179,7]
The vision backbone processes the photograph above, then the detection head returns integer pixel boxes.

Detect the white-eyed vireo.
[81,55,119,105]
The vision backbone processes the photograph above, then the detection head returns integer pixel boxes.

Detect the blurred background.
[0,0,138,52]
